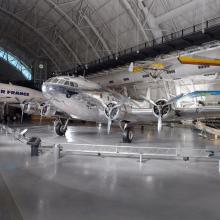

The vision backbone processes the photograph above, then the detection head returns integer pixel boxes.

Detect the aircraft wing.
[173,106,220,120]
[121,106,220,125]
[113,91,220,132]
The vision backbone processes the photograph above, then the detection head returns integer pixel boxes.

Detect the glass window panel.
[52,78,59,83]
[58,79,65,84]
[69,82,74,87]
[0,47,32,80]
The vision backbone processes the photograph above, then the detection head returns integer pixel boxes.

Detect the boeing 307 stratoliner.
[42,76,220,143]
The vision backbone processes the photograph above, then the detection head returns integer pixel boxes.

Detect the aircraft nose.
[41,82,48,94]
[41,82,54,97]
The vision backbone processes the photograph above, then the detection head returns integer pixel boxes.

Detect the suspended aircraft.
[128,62,172,80]
[90,42,220,86]
[178,55,220,66]
[42,76,220,143]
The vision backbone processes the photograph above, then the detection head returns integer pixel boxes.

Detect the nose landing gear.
[66,90,78,98]
[54,118,70,136]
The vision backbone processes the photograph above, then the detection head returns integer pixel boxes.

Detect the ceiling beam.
[120,0,150,43]
[41,47,61,72]
[83,15,112,56]
[137,0,163,39]
[0,6,69,68]
[44,0,100,59]
[155,0,198,24]
[58,35,82,64]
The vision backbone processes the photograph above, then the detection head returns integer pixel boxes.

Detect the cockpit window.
[70,82,78,87]
[64,81,70,86]
[69,82,74,87]
[52,78,59,83]
[58,79,65,84]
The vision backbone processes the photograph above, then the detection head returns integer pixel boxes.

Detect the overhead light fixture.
[39,63,44,69]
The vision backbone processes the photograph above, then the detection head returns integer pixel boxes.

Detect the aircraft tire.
[66,92,72,98]
[55,122,66,136]
[122,127,133,143]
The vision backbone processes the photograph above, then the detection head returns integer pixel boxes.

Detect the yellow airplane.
[128,62,167,73]
[128,62,172,79]
[178,55,220,66]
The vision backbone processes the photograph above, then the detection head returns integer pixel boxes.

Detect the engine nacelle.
[41,105,57,116]
[23,103,39,114]
[152,99,172,119]
[105,102,119,120]
[104,102,125,121]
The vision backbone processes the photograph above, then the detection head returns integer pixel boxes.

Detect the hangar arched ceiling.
[0,0,220,73]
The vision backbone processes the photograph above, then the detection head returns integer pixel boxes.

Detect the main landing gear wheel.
[66,92,72,98]
[55,122,66,136]
[122,127,133,143]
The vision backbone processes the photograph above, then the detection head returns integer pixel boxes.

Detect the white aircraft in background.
[90,42,220,86]
[0,83,56,121]
[42,76,220,143]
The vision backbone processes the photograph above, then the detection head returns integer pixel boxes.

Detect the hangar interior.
[1,1,220,220]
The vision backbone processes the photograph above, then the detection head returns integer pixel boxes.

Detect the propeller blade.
[107,118,112,134]
[140,96,157,107]
[20,104,24,124]
[40,106,44,123]
[113,99,128,110]
[157,113,162,133]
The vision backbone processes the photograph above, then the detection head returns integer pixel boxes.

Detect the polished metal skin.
[42,76,220,126]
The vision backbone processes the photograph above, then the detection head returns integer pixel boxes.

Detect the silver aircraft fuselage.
[42,76,110,123]
[0,83,44,104]
[42,76,220,124]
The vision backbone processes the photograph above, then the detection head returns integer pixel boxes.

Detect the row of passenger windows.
[47,78,78,88]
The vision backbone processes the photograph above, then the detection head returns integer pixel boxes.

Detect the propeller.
[39,105,44,124]
[20,103,25,124]
[157,109,162,133]
[107,117,112,134]
[140,96,164,133]
[105,98,129,134]
[106,104,118,134]
[38,103,52,124]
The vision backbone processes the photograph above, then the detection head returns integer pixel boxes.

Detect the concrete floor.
[1,123,220,220]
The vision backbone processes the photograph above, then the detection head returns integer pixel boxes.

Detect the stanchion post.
[219,160,220,173]
[54,144,61,159]
[139,154,143,163]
